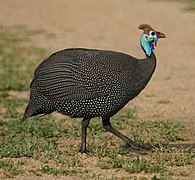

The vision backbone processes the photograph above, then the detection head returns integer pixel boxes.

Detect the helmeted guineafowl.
[22,24,166,154]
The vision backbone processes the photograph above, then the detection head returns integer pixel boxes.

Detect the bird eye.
[151,31,155,36]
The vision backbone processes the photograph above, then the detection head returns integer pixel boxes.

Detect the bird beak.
[156,31,166,38]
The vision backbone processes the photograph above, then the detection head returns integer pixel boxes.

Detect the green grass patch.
[124,156,164,174]
[0,96,27,120]
[31,165,78,176]
[0,108,194,178]
[0,159,24,178]
[183,0,195,10]
[157,99,171,104]
[111,116,185,145]
[0,25,47,90]
[97,147,194,175]
[0,135,58,158]
[161,0,195,11]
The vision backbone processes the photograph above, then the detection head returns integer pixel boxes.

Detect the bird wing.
[31,49,110,101]
[31,48,139,102]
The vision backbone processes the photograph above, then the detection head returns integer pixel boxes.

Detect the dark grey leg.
[79,118,91,153]
[102,118,149,154]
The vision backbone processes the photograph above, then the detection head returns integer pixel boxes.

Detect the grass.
[0,26,194,179]
[182,0,195,10]
[31,165,78,176]
[0,159,24,178]
[157,100,171,104]
[0,110,194,178]
[160,0,195,11]
[0,25,47,91]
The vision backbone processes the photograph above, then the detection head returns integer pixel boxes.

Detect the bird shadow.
[166,142,195,149]
[121,142,195,155]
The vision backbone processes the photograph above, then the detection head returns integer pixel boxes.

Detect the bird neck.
[139,33,157,75]
[140,34,155,57]
[139,51,157,81]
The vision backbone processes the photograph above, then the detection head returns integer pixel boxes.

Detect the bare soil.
[0,0,194,179]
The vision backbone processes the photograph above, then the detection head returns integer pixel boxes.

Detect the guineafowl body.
[22,24,166,153]
[23,49,155,120]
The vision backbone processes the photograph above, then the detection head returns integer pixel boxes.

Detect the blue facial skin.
[140,30,158,56]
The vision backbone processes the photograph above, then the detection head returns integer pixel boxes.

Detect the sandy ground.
[0,0,195,179]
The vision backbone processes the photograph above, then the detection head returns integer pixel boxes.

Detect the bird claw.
[79,148,90,154]
[123,142,151,155]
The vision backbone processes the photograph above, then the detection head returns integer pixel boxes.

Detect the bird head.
[138,24,166,56]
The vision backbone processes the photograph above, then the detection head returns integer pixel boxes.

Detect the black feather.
[22,48,156,121]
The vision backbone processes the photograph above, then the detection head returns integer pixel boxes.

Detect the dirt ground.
[0,0,194,179]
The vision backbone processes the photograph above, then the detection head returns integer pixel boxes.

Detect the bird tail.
[21,99,42,123]
[21,90,56,123]
[21,90,43,123]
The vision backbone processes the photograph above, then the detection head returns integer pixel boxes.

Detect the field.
[0,0,195,179]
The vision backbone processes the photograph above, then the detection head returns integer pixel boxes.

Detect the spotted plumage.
[22,24,166,154]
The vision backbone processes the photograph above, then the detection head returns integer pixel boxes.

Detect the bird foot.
[79,148,89,154]
[123,142,151,155]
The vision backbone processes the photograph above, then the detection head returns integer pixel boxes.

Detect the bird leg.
[79,118,91,153]
[102,118,150,154]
